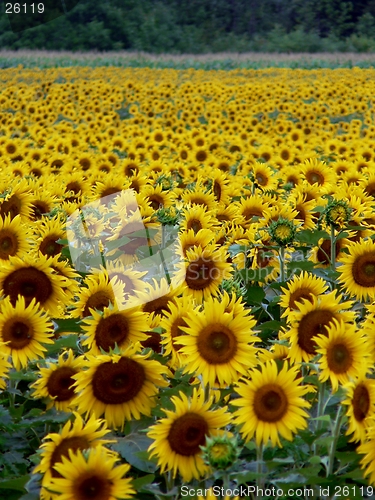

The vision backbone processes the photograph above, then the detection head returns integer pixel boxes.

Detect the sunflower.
[357,423,375,486]
[183,245,233,303]
[45,445,134,500]
[0,214,30,260]
[71,271,125,319]
[147,387,231,482]
[285,291,355,364]
[33,216,66,258]
[0,349,11,391]
[251,162,278,191]
[179,228,216,257]
[102,263,147,302]
[81,303,148,355]
[0,178,33,220]
[208,169,232,206]
[314,319,369,392]
[34,413,113,500]
[31,350,82,411]
[134,277,183,327]
[73,344,169,429]
[0,296,54,370]
[234,194,270,225]
[279,271,329,317]
[180,205,218,234]
[300,158,335,190]
[160,295,196,369]
[342,373,375,443]
[338,239,375,301]
[232,360,311,447]
[0,255,68,317]
[178,293,258,387]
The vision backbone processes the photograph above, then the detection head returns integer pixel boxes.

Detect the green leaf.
[246,285,265,305]
[131,474,155,491]
[45,334,79,356]
[0,475,29,491]
[295,229,330,245]
[53,318,82,335]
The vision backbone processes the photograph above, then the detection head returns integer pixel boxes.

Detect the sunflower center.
[0,231,18,259]
[50,436,90,478]
[306,171,324,185]
[254,383,288,423]
[213,181,222,201]
[197,324,237,364]
[3,319,32,349]
[83,291,113,317]
[167,412,208,456]
[326,343,353,374]
[143,296,171,316]
[352,252,375,287]
[187,219,202,234]
[39,237,63,257]
[3,267,53,307]
[76,474,111,500]
[297,310,335,355]
[92,357,146,404]
[352,384,370,422]
[95,314,130,351]
[185,257,218,290]
[289,288,313,310]
[47,367,77,401]
[0,195,21,219]
[242,207,262,222]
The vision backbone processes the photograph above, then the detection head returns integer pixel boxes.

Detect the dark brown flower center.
[3,267,53,307]
[197,324,237,364]
[83,291,113,317]
[143,296,171,316]
[50,436,90,478]
[185,258,218,290]
[352,251,375,287]
[76,474,111,500]
[306,171,324,185]
[352,384,370,422]
[289,288,314,310]
[326,342,353,374]
[187,219,202,234]
[254,383,288,422]
[0,195,21,219]
[39,235,63,257]
[167,412,208,456]
[297,310,335,355]
[95,314,130,351]
[242,207,262,222]
[47,367,77,401]
[0,230,18,259]
[92,357,145,404]
[2,319,32,349]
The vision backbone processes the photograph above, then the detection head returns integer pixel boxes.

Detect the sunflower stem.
[327,403,343,477]
[279,246,286,283]
[256,442,264,498]
[330,224,336,273]
[313,381,326,455]
[221,471,230,500]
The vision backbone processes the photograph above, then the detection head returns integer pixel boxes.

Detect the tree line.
[1,0,375,52]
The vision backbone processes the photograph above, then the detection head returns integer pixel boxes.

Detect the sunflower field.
[2,65,375,500]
